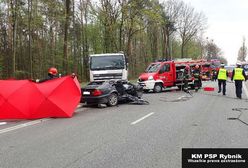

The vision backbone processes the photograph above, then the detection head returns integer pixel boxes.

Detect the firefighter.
[47,67,58,79]
[217,64,228,95]
[231,62,246,99]
[35,67,59,83]
[193,64,202,92]
[183,65,190,93]
[212,70,217,81]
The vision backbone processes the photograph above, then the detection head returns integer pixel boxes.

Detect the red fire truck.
[138,60,194,93]
[200,61,211,80]
[187,59,220,81]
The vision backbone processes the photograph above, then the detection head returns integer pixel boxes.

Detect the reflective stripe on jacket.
[233,68,245,80]
[217,68,227,80]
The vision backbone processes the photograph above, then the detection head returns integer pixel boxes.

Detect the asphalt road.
[1,81,248,168]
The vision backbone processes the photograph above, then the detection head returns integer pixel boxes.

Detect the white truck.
[89,53,128,82]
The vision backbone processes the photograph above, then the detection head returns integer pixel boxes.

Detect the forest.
[0,0,226,81]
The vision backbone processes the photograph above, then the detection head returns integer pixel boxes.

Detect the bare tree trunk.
[7,0,13,77]
[82,0,89,80]
[72,0,77,73]
[181,43,185,58]
[63,0,70,73]
[162,27,166,59]
[119,9,124,51]
[28,0,33,78]
[10,0,17,76]
[127,29,133,77]
[162,26,170,60]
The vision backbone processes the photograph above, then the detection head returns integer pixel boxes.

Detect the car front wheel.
[153,83,162,93]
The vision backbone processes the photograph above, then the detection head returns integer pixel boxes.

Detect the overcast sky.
[176,0,248,64]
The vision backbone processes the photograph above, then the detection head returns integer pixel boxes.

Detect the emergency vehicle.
[138,60,194,93]
[189,59,220,81]
[200,61,211,80]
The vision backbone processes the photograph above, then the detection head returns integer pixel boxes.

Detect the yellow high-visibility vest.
[233,68,245,80]
[217,68,227,80]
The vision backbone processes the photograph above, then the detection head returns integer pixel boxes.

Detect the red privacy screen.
[0,76,81,119]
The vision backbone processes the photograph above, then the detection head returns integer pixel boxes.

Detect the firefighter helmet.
[48,67,58,75]
[185,65,190,70]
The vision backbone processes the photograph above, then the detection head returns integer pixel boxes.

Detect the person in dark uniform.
[35,67,59,83]
[212,70,217,81]
[217,64,228,95]
[193,64,201,92]
[183,65,190,93]
[231,63,246,99]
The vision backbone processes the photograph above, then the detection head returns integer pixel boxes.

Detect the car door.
[158,63,173,86]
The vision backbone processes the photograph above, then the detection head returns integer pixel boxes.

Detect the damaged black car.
[81,80,148,107]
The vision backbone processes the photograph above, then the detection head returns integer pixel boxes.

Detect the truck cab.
[89,53,128,82]
[138,61,193,93]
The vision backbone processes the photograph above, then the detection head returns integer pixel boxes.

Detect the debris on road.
[229,108,248,126]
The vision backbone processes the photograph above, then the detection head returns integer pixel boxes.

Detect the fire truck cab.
[138,60,194,93]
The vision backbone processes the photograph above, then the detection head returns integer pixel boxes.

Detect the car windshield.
[146,63,161,73]
[90,55,125,70]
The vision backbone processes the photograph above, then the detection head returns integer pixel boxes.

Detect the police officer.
[217,64,228,95]
[231,62,246,99]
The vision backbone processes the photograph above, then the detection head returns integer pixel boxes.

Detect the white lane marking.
[177,96,185,99]
[131,112,154,125]
[0,122,7,126]
[243,82,248,99]
[0,119,50,134]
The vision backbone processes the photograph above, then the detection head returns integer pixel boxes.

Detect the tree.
[0,0,209,80]
[171,0,206,58]
[204,38,227,64]
[162,0,182,59]
[205,39,221,60]
[237,37,247,62]
[79,0,91,80]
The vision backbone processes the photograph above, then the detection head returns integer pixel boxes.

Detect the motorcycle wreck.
[81,80,149,107]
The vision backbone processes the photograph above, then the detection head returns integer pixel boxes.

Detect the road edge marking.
[0,119,50,134]
[244,82,248,99]
[131,112,154,125]
[0,122,7,126]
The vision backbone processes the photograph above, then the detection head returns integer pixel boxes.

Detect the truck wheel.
[154,83,162,93]
[107,93,118,106]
